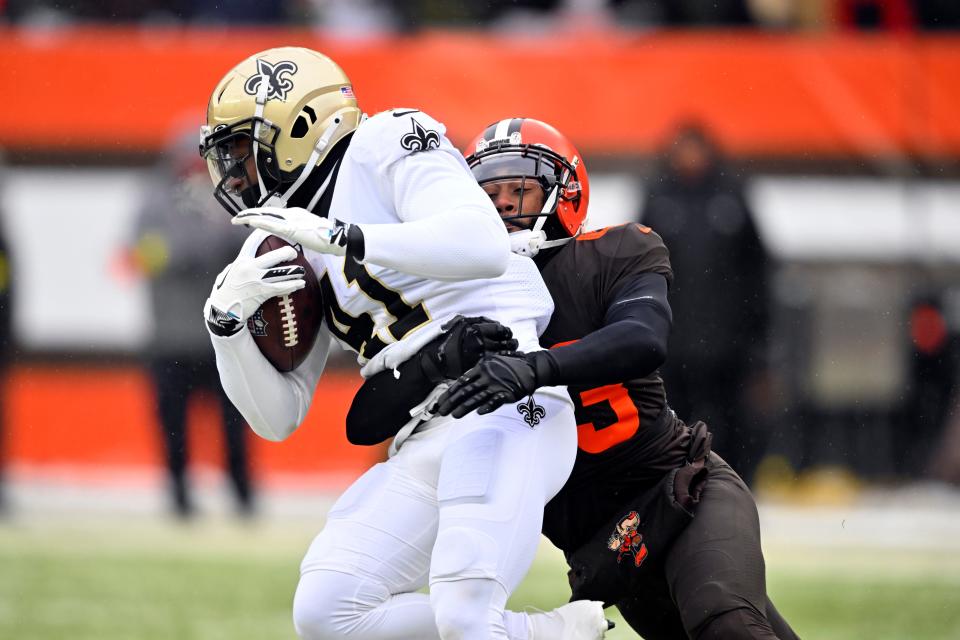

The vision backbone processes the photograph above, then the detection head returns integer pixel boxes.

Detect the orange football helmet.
[465,118,589,250]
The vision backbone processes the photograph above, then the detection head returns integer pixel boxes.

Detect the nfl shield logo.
[248,309,268,337]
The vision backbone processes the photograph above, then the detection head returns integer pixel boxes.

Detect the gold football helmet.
[200,47,362,215]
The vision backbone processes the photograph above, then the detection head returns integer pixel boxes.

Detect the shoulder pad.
[578,223,673,283]
[350,109,454,171]
[578,223,664,250]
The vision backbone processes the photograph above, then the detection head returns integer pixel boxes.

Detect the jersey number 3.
[551,339,639,453]
[572,384,640,453]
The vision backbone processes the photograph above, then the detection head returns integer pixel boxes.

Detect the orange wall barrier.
[3,364,378,480]
[1,28,959,158]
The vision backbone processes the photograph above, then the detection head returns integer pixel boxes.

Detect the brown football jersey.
[539,223,692,552]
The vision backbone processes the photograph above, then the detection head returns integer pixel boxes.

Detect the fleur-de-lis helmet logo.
[517,396,546,427]
[400,119,441,152]
[244,59,299,101]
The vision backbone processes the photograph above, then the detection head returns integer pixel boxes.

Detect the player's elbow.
[221,386,301,442]
[263,428,290,443]
[344,410,378,446]
[249,423,290,442]
[345,398,394,445]
[621,333,668,378]
[607,310,671,378]
[345,427,382,446]
[646,337,668,371]
[247,414,300,442]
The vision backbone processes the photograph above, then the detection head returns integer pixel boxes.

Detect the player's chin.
[504,217,538,233]
[239,185,261,208]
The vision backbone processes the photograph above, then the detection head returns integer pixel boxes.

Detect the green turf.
[1,518,958,639]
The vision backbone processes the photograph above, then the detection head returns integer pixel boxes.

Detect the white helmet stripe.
[252,80,270,200]
[493,118,512,141]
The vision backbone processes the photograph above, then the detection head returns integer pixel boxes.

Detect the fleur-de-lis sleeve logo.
[244,59,299,101]
[400,119,441,152]
[517,396,546,427]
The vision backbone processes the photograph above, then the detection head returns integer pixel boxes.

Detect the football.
[248,235,323,372]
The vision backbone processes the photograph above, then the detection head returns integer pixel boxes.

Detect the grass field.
[2,501,960,640]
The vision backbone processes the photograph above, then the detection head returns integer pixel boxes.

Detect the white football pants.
[293,389,576,640]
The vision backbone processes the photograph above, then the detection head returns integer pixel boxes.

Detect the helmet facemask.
[200,118,283,216]
[478,175,550,232]
[469,142,581,241]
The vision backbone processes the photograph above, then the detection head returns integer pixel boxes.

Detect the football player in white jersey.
[198,47,609,640]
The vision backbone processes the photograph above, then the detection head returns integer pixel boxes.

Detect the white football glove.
[204,245,306,336]
[232,206,358,258]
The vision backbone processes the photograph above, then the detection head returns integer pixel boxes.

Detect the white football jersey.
[312,109,553,374]
[314,251,552,372]
[211,108,554,440]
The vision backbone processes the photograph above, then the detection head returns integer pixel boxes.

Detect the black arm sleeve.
[346,355,433,446]
[540,272,672,388]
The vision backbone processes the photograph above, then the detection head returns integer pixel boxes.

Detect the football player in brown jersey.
[347,119,799,640]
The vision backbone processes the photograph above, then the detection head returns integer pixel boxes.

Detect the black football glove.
[435,351,558,418]
[417,315,519,385]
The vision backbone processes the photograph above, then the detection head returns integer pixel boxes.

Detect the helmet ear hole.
[291,116,309,139]
[290,105,319,139]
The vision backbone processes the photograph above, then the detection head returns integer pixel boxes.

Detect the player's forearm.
[541,307,670,388]
[540,272,673,387]
[210,328,327,441]
[357,206,509,280]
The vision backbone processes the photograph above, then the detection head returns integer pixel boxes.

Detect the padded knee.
[431,578,506,640]
[431,526,501,583]
[293,569,390,639]
[693,606,781,640]
[292,575,338,640]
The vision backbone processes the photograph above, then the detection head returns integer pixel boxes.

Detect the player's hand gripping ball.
[248,236,323,372]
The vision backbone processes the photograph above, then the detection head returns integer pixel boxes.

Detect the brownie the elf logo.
[607,510,649,567]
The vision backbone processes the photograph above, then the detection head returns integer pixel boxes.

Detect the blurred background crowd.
[0,0,958,520]
[3,0,960,32]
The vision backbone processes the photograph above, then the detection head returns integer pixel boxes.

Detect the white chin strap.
[285,108,352,208]
[252,81,271,202]
[509,229,547,257]
[508,230,573,257]
[508,183,575,257]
